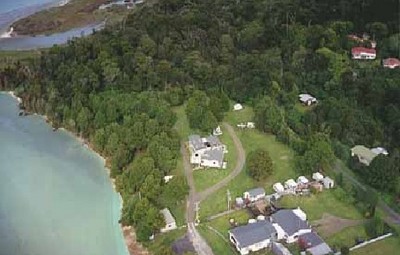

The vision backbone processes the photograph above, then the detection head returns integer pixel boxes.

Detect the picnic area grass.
[208,210,250,234]
[325,224,368,250]
[200,128,296,218]
[350,236,400,255]
[278,190,364,221]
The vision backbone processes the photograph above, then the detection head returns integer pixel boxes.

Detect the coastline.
[2,90,149,255]
[9,0,115,36]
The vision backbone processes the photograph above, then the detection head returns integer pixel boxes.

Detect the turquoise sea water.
[0,93,129,255]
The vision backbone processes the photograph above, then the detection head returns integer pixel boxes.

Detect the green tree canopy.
[247,149,274,181]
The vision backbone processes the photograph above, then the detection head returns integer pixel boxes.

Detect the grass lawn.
[278,190,364,221]
[224,102,255,125]
[325,224,368,250]
[200,129,296,218]
[198,225,237,255]
[351,236,400,255]
[208,210,250,234]
[145,228,187,254]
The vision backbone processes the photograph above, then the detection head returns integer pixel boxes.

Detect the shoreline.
[9,0,114,36]
[2,90,149,255]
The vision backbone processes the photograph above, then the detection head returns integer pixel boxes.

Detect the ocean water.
[0,93,129,255]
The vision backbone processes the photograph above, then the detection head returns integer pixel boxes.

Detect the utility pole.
[227,189,231,211]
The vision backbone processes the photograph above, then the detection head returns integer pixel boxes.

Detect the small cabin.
[233,103,243,111]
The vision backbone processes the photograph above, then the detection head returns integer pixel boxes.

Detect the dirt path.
[313,213,366,237]
[197,122,246,202]
[333,161,400,225]
[181,122,246,255]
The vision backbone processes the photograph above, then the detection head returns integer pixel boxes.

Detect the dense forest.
[1,0,400,247]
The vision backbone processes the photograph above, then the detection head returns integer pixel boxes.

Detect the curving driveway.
[182,122,246,255]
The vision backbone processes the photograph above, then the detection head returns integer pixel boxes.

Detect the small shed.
[273,182,285,193]
[284,179,297,190]
[312,172,324,182]
[371,147,389,156]
[297,176,309,185]
[323,177,334,189]
[247,122,255,129]
[213,125,223,136]
[233,103,243,111]
[299,94,317,106]
[237,123,246,129]
[164,175,174,183]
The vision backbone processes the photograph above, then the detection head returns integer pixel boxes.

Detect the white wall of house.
[243,192,265,202]
[229,233,270,255]
[160,221,177,233]
[352,53,376,59]
[273,223,286,240]
[201,159,222,168]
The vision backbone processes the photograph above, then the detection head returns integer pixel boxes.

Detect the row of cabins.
[351,145,388,166]
[273,173,334,195]
[229,208,332,255]
[237,172,334,209]
[188,135,227,169]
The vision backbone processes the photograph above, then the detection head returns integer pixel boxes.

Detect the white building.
[284,179,297,193]
[234,103,244,111]
[351,47,376,60]
[297,176,309,185]
[229,220,277,255]
[188,135,226,169]
[160,208,177,233]
[322,177,334,189]
[312,172,324,182]
[243,188,266,203]
[371,147,389,156]
[271,208,311,243]
[273,182,285,194]
[299,94,318,106]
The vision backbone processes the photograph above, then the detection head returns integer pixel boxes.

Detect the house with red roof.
[383,58,400,69]
[351,47,376,60]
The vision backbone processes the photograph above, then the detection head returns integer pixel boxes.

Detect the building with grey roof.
[188,134,226,169]
[160,208,177,232]
[271,242,292,255]
[298,232,332,255]
[243,188,266,202]
[201,148,224,168]
[188,135,206,151]
[229,220,277,255]
[271,209,311,243]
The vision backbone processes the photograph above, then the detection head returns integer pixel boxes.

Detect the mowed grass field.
[200,128,297,218]
[351,236,400,255]
[278,191,364,221]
